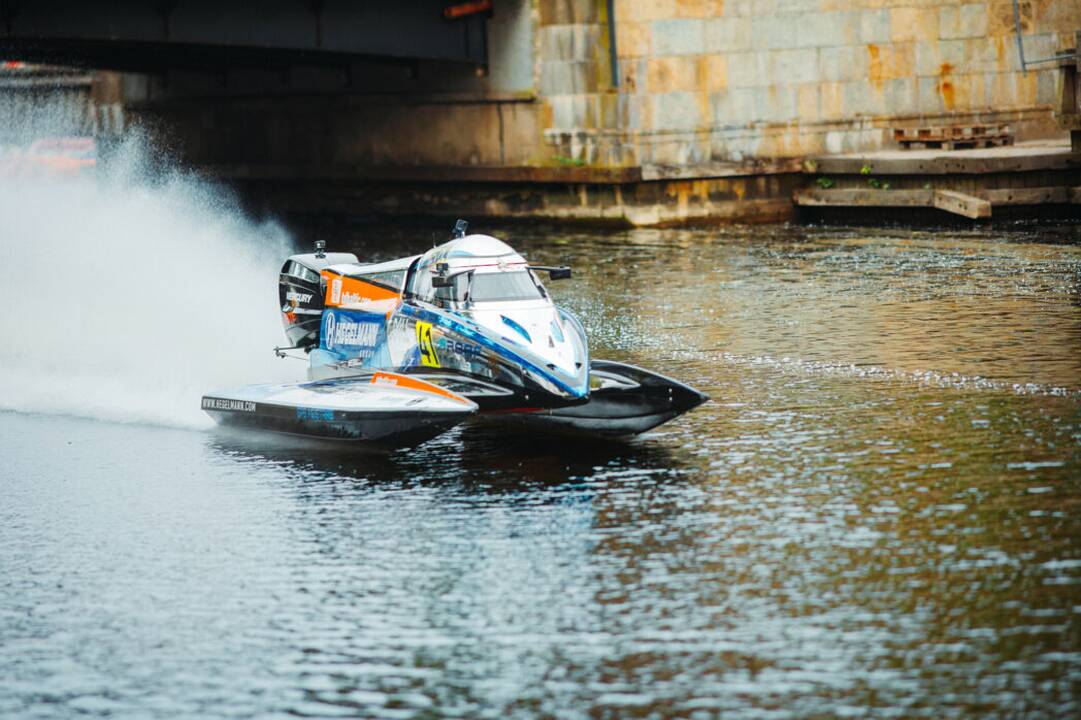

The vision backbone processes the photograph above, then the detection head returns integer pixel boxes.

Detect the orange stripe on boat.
[370,372,472,405]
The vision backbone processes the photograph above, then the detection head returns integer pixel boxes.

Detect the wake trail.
[692,350,1081,399]
[0,134,300,429]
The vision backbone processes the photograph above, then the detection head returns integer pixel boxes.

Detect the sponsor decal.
[202,397,257,412]
[286,290,313,304]
[325,275,399,308]
[437,338,482,357]
[323,310,381,352]
[297,407,334,421]
[324,312,337,349]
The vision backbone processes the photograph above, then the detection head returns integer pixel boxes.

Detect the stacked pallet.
[892,124,1013,151]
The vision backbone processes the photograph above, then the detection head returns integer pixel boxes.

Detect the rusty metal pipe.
[606,0,618,88]
[1013,0,1027,70]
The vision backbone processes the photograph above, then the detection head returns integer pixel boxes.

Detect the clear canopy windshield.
[468,271,544,302]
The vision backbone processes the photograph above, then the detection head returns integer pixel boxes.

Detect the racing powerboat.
[202,221,707,445]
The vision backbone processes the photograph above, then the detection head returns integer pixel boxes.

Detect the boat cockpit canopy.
[406,234,548,308]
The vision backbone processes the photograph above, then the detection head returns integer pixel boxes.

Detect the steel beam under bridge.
[0,0,489,72]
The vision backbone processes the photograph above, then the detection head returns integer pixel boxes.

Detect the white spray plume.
[0,130,301,429]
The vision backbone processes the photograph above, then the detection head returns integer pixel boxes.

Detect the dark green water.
[2,223,1080,718]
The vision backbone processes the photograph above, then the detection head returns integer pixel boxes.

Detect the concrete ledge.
[933,190,990,219]
[809,140,1081,176]
[795,187,935,208]
[0,74,94,88]
[795,185,1078,219]
[982,187,1072,205]
[795,187,992,218]
[206,159,805,185]
[232,171,802,227]
[205,163,644,184]
[641,158,802,180]
[129,91,540,110]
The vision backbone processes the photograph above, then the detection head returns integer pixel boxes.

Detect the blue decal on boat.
[297,407,334,421]
[320,308,386,364]
[501,315,531,343]
[398,304,587,398]
[437,338,483,357]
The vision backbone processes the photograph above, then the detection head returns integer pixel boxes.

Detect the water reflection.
[3,222,1080,718]
[207,421,687,492]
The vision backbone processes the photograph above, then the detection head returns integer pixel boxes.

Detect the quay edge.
[210,160,804,228]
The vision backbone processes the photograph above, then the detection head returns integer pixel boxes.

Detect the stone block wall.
[540,0,1081,165]
[127,0,1080,178]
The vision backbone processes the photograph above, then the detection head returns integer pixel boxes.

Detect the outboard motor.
[279,240,358,350]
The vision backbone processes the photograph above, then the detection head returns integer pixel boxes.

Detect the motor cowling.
[279,249,357,349]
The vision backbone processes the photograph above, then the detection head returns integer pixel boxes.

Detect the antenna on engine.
[452,219,468,239]
[314,239,326,259]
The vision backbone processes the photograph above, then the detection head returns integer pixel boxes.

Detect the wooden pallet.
[893,123,1013,151]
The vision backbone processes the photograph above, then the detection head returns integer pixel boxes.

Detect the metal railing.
[1012,0,1075,70]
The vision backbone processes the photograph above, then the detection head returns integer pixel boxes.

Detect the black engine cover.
[279,251,357,349]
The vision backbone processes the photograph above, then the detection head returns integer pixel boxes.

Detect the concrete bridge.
[2,0,1079,225]
[0,0,489,69]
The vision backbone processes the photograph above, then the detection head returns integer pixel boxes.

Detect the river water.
[2,222,1080,718]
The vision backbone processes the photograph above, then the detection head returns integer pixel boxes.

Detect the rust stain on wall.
[939,80,955,110]
[731,178,746,202]
[938,62,955,110]
[866,45,884,91]
[993,35,1005,68]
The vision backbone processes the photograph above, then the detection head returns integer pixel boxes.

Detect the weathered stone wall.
[125,0,1079,186]
[542,0,1081,165]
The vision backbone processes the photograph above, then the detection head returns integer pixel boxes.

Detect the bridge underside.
[0,0,488,71]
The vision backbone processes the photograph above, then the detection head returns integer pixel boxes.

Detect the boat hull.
[202,373,477,447]
[478,360,709,437]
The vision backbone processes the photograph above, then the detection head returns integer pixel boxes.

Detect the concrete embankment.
[7,0,1079,224]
